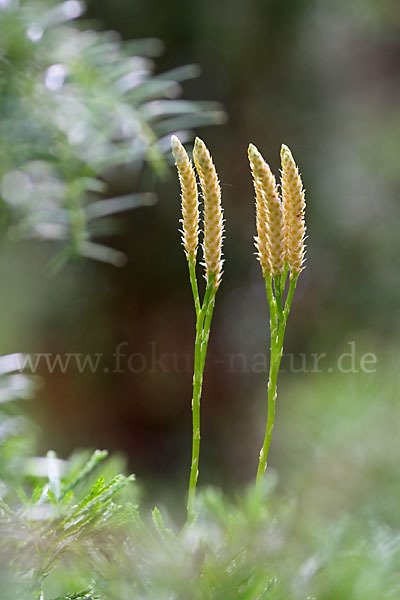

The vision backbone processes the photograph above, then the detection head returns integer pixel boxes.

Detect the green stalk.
[274,274,284,323]
[284,274,298,318]
[187,306,205,521]
[200,288,216,373]
[188,256,200,316]
[256,274,298,490]
[280,263,289,296]
[187,274,216,522]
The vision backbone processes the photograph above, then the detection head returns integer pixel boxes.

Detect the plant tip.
[193,136,205,150]
[248,143,258,156]
[171,136,199,259]
[171,134,180,149]
[192,138,224,287]
[280,143,291,158]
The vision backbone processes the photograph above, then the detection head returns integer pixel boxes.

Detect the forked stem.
[256,275,298,490]
[172,136,223,522]
[187,273,216,523]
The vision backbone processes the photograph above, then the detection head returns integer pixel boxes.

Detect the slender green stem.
[274,274,284,323]
[188,256,200,315]
[284,274,298,317]
[280,263,289,296]
[187,309,205,521]
[200,289,216,373]
[265,275,276,320]
[187,275,216,523]
[256,273,298,490]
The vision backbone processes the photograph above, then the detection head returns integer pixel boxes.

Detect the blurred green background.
[1,0,400,518]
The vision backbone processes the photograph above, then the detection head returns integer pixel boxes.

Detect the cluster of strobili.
[172,135,306,520]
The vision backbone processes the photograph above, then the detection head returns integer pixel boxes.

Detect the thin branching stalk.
[187,275,216,521]
[172,136,223,522]
[255,274,298,487]
[248,143,306,490]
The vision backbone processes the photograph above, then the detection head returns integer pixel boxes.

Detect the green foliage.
[53,592,100,600]
[0,0,223,268]
[0,354,39,488]
[0,435,135,599]
[1,371,400,600]
[27,481,400,599]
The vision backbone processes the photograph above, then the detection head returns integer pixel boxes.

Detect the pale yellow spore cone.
[192,137,224,288]
[248,144,285,276]
[280,144,306,275]
[171,135,199,260]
